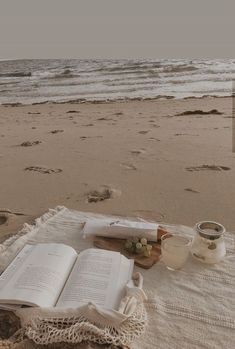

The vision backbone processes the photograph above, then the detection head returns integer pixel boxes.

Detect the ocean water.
[0,59,234,104]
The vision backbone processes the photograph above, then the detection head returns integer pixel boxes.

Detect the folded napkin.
[83,219,159,242]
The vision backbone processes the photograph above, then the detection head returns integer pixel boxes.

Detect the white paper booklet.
[0,243,134,310]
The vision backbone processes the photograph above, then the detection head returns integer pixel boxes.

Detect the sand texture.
[0,97,234,240]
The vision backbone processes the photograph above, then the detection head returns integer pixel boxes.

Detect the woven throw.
[0,207,235,349]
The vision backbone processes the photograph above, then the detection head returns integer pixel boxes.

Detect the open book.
[0,243,134,310]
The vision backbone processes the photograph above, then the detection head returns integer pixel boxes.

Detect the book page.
[0,244,34,291]
[114,255,134,310]
[56,248,133,310]
[0,243,77,307]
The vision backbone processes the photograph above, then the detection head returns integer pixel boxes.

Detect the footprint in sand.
[130,149,146,156]
[120,163,137,170]
[138,130,149,135]
[0,214,8,225]
[174,133,199,136]
[86,187,121,203]
[66,110,80,114]
[148,137,160,142]
[113,112,123,116]
[184,188,200,194]
[20,141,42,147]
[50,130,64,134]
[24,166,62,174]
[186,165,230,172]
[97,117,112,121]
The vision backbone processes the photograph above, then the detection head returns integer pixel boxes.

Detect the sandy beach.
[0,96,234,241]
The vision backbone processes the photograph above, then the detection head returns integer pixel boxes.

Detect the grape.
[124,237,152,256]
[140,237,147,245]
[136,242,143,249]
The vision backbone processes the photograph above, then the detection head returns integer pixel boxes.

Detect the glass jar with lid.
[191,221,226,264]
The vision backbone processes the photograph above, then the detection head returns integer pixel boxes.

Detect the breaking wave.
[0,59,234,104]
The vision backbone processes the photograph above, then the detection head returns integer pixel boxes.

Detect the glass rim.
[161,233,191,247]
[195,221,225,239]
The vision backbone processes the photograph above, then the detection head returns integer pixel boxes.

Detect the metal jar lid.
[195,221,226,240]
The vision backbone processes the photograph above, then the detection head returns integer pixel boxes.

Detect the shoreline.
[1,94,233,107]
[0,96,234,240]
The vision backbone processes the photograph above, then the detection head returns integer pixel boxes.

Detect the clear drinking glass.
[161,233,191,270]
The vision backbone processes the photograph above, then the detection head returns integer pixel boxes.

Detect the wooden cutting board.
[93,236,162,269]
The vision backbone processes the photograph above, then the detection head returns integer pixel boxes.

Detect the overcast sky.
[0,0,234,59]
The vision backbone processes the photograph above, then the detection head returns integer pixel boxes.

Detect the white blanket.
[0,206,234,349]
